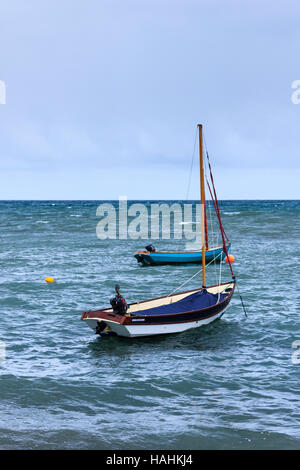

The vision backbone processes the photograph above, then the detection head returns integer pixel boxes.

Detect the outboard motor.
[95,321,107,334]
[110,284,128,315]
[145,244,156,252]
[110,297,127,314]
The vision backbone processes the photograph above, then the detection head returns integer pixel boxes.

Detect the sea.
[0,199,299,450]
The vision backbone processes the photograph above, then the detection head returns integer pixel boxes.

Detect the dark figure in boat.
[110,284,128,315]
[145,244,156,253]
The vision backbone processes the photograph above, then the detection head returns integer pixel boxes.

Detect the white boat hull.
[85,306,228,338]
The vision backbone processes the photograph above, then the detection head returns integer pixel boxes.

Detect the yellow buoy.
[45,276,54,283]
[225,254,235,263]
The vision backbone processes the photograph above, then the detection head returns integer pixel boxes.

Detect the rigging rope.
[203,130,247,317]
[203,152,220,286]
[185,127,198,200]
[167,252,223,297]
[206,152,234,278]
[207,198,219,286]
[217,252,222,303]
[206,178,229,242]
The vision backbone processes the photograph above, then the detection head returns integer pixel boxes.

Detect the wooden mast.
[198,124,206,288]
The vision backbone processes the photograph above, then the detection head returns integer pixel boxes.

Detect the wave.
[223,211,241,215]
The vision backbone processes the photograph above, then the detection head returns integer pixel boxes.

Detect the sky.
[0,0,299,199]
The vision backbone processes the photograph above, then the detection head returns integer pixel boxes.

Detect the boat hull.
[134,244,230,266]
[81,282,234,338]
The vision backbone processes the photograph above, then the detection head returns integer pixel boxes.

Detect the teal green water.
[0,200,299,449]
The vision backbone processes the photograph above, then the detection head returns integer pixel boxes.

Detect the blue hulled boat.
[134,243,230,266]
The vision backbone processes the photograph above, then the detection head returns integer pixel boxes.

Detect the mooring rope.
[235,278,248,317]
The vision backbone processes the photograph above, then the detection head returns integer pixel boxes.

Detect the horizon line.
[0,198,299,202]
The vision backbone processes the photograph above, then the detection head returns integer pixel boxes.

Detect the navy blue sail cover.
[134,289,228,317]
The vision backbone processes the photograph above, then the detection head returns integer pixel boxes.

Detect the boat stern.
[81,310,129,336]
[134,250,152,265]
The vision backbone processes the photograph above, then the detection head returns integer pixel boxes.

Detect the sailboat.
[134,126,230,266]
[81,124,236,338]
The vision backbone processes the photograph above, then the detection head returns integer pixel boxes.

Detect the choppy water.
[0,200,299,449]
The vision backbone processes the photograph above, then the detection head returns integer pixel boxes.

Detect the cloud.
[0,0,299,198]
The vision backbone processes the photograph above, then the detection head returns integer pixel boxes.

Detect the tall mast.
[198,124,206,288]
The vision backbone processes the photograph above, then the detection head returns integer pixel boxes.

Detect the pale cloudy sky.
[0,0,299,199]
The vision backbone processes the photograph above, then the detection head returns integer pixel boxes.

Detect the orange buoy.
[45,276,55,283]
[225,254,235,263]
